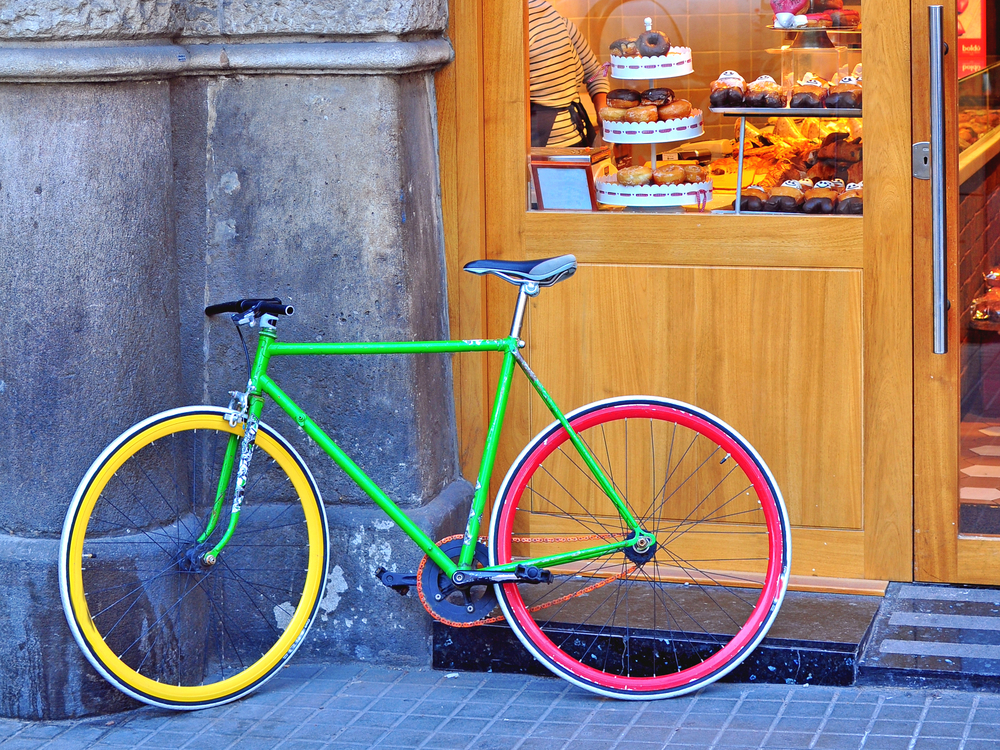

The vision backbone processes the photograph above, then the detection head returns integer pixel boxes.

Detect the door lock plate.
[913,142,931,180]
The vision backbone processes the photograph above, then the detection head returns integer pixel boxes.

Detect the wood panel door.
[442,0,914,584]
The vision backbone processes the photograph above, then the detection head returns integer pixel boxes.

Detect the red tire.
[489,397,790,699]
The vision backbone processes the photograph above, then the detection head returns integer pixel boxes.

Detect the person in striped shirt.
[528,0,610,147]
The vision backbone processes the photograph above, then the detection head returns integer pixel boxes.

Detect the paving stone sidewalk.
[2,664,1000,749]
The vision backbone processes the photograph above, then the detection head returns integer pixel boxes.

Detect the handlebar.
[205,298,294,317]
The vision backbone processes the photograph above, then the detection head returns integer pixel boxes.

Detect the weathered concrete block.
[0,0,175,39]
[221,0,448,36]
[0,80,181,536]
[174,72,457,509]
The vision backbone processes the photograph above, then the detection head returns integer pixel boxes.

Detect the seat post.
[509,282,539,339]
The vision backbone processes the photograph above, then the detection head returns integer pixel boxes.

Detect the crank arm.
[451,564,552,586]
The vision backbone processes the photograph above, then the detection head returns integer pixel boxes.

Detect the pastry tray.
[767,24,862,33]
[711,107,863,118]
[609,48,693,79]
[602,110,704,144]
[596,176,713,207]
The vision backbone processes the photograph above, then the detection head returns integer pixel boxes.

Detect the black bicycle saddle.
[462,255,577,287]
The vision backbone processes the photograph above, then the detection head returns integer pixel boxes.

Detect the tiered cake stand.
[596,18,712,209]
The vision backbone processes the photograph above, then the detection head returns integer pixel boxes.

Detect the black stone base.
[433,589,882,688]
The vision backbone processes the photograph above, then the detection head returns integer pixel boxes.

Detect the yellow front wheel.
[59,407,329,710]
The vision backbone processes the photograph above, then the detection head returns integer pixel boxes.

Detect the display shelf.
[712,106,862,117]
[595,176,712,208]
[767,25,862,33]
[609,47,693,79]
[602,110,704,144]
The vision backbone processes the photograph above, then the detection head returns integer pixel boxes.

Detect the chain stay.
[416,534,638,629]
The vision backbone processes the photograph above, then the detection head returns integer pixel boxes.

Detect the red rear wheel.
[489,397,790,699]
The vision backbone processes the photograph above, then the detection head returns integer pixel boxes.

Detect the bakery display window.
[526,0,863,215]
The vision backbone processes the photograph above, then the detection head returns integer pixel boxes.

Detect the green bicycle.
[59,255,791,709]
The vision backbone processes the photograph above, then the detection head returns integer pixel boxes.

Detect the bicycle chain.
[416,534,638,629]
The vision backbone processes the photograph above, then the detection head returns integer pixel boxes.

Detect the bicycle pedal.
[375,567,418,596]
[515,564,552,584]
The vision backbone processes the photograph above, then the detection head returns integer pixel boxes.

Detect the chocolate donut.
[607,89,641,109]
[710,71,747,107]
[636,30,670,57]
[641,88,675,106]
[739,185,769,211]
[609,37,639,57]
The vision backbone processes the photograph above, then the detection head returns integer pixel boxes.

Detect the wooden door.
[440,0,914,585]
[913,0,1000,583]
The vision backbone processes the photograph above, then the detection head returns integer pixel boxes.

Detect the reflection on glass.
[525,0,863,214]
[957,60,1000,535]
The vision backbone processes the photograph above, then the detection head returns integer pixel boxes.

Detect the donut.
[607,89,641,109]
[683,165,708,183]
[636,30,670,57]
[641,88,675,107]
[825,76,862,109]
[625,105,659,123]
[789,79,828,108]
[617,166,653,186]
[599,107,631,122]
[652,165,685,185]
[658,100,693,119]
[609,38,640,57]
[837,182,863,214]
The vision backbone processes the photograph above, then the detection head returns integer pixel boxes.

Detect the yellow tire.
[59,407,328,709]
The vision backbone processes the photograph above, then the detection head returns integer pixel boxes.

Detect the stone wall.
[0,0,463,719]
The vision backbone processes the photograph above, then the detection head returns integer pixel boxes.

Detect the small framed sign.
[530,160,599,211]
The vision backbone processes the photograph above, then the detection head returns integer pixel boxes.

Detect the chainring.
[418,538,498,624]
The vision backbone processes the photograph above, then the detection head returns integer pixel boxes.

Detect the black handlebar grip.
[204,298,293,317]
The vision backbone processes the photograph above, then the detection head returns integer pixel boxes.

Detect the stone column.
[0,1,463,719]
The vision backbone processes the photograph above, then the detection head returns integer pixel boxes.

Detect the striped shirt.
[528,0,609,147]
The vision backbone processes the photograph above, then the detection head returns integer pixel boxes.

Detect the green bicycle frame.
[202,319,650,578]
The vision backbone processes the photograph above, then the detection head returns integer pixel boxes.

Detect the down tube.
[257,374,458,577]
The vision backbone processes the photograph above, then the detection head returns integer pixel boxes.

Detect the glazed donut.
[658,100,693,119]
[625,105,659,123]
[683,165,708,183]
[599,107,631,122]
[710,71,747,107]
[618,166,653,186]
[609,38,640,57]
[652,165,685,185]
[745,75,786,108]
[607,89,641,109]
[641,88,675,107]
[636,30,670,57]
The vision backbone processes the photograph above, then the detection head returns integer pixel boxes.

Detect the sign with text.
[958,0,987,77]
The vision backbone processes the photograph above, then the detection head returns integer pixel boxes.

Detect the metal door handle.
[929,5,947,354]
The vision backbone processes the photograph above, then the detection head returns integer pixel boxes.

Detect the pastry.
[817,134,862,163]
[826,77,862,109]
[652,165,686,185]
[764,180,805,212]
[812,0,843,9]
[710,71,747,107]
[609,38,640,57]
[625,105,659,123]
[770,0,809,14]
[828,9,861,27]
[683,165,708,183]
[658,100,693,119]
[789,78,828,108]
[746,75,786,108]
[641,88,674,106]
[972,288,1000,323]
[599,107,631,122]
[607,89,641,109]
[739,185,769,211]
[617,166,653,186]
[986,267,1000,288]
[802,180,840,213]
[636,29,670,56]
[807,161,837,181]
[847,161,864,184]
[837,182,863,214]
